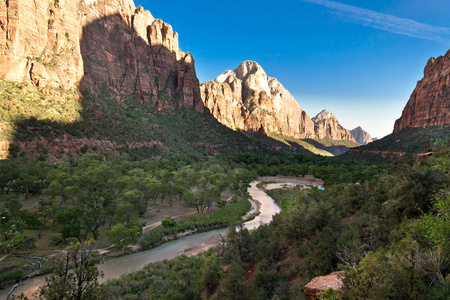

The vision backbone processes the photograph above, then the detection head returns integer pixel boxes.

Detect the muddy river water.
[2,178,321,299]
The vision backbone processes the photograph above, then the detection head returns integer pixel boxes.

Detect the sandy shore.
[258,176,324,186]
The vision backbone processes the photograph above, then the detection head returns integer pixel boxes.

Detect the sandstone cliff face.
[350,126,373,145]
[394,49,450,131]
[312,110,356,142]
[201,61,315,139]
[0,0,203,112]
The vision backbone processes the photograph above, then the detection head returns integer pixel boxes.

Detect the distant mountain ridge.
[350,126,373,145]
[312,109,356,142]
[201,62,356,143]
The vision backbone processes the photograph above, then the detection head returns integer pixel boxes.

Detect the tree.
[38,239,109,300]
[107,221,142,248]
[0,224,26,255]
[199,253,221,297]
[212,259,245,300]
[420,193,450,252]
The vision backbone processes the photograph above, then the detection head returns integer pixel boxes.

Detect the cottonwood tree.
[38,239,109,300]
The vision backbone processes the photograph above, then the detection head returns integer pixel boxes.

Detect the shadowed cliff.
[1,11,307,160]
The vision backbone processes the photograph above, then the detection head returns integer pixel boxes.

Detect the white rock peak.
[312,109,337,122]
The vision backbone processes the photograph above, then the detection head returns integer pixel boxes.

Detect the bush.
[161,217,176,228]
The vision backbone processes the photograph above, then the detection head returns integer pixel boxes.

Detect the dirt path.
[141,211,198,233]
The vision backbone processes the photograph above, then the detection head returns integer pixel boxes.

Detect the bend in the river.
[1,177,321,299]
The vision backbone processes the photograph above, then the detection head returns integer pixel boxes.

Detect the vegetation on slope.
[100,140,450,299]
[268,132,359,156]
[0,154,256,289]
[1,79,322,160]
[352,125,450,154]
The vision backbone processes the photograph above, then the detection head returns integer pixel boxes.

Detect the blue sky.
[135,0,450,138]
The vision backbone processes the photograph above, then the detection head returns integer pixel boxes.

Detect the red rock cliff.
[0,0,203,112]
[394,49,450,131]
[201,61,316,139]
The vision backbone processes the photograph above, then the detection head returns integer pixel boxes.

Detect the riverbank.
[1,181,278,299]
[1,177,321,299]
[258,176,324,186]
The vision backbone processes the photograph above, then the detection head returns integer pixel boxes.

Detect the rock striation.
[394,49,450,131]
[312,110,356,142]
[201,61,316,139]
[350,126,373,145]
[0,0,203,112]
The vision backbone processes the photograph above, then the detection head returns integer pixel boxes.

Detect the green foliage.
[140,198,251,249]
[0,268,26,288]
[3,80,299,158]
[161,217,176,228]
[38,239,109,300]
[319,287,341,300]
[199,253,221,297]
[212,259,245,300]
[107,254,207,299]
[420,193,450,252]
[0,224,26,254]
[351,125,450,154]
[108,221,142,248]
[0,79,81,140]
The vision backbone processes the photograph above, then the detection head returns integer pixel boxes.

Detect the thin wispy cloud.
[299,0,450,45]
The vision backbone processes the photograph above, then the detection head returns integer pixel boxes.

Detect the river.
[1,178,318,299]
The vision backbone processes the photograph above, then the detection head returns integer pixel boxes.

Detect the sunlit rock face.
[394,49,450,131]
[0,0,203,112]
[201,61,316,139]
[312,109,356,142]
[350,126,373,145]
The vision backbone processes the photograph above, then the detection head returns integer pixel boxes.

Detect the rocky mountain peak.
[201,62,357,144]
[312,109,337,122]
[215,70,233,83]
[234,60,267,80]
[350,126,373,145]
[201,61,315,139]
[310,109,356,142]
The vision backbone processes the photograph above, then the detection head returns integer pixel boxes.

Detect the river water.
[2,179,312,299]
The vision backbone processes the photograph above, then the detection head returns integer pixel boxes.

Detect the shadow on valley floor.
[5,13,314,160]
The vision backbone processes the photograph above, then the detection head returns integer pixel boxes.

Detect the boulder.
[303,271,343,300]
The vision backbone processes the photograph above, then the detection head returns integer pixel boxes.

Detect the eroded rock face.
[303,271,343,300]
[312,110,356,142]
[0,0,203,112]
[394,49,450,131]
[350,126,373,145]
[201,61,315,139]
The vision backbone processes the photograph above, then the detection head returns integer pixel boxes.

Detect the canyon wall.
[394,49,450,131]
[0,0,203,112]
